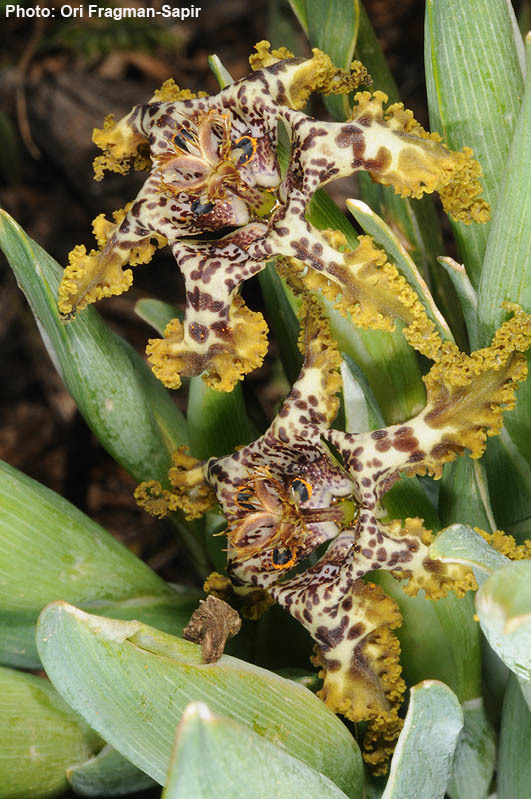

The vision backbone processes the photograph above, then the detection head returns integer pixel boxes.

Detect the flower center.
[153,110,275,217]
[227,468,356,568]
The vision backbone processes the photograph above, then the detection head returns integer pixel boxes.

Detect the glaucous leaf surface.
[37,603,363,797]
[163,702,357,799]
[0,666,101,799]
[381,681,463,799]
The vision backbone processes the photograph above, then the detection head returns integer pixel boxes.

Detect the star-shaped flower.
[58,44,489,391]
[137,299,531,771]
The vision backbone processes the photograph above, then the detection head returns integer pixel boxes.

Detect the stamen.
[191,199,215,216]
[272,547,297,569]
[290,477,312,503]
[233,135,257,166]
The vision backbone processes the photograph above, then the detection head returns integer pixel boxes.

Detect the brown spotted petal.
[325,306,531,510]
[275,91,489,223]
[146,225,268,392]
[260,530,406,773]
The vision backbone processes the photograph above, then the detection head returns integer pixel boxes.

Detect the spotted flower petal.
[59,47,489,390]
[136,300,530,770]
[146,225,268,391]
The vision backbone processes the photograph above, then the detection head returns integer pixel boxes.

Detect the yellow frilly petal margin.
[92,114,150,181]
[146,295,268,392]
[311,581,405,775]
[57,207,166,318]
[421,303,531,462]
[134,447,215,520]
[249,41,370,110]
[346,91,490,225]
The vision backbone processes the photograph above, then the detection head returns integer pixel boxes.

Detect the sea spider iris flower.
[58,43,489,391]
[136,299,531,771]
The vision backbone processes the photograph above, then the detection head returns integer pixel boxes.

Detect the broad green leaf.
[187,379,258,460]
[481,431,531,539]
[305,0,360,119]
[429,523,508,586]
[0,666,101,799]
[446,698,496,799]
[475,560,531,685]
[497,674,531,799]
[477,34,531,468]
[0,210,188,485]
[438,456,496,533]
[163,702,357,799]
[67,745,156,796]
[375,573,480,703]
[424,0,525,288]
[347,199,453,343]
[37,603,363,797]
[481,635,511,729]
[135,297,182,335]
[381,681,463,799]
[0,460,200,668]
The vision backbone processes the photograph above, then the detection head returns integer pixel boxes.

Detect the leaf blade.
[0,210,188,484]
[381,681,463,799]
[163,702,356,798]
[37,603,363,797]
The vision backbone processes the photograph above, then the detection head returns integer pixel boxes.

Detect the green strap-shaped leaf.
[0,461,201,668]
[438,455,496,534]
[37,603,363,797]
[0,210,188,485]
[163,702,358,799]
[135,297,182,335]
[475,560,531,686]
[187,379,258,460]
[481,432,531,540]
[258,264,302,386]
[67,744,156,797]
[305,0,360,119]
[446,698,496,799]
[287,0,308,34]
[424,0,524,289]
[477,34,531,464]
[497,674,531,799]
[381,681,463,799]
[0,666,102,799]
[429,523,508,586]
[375,572,480,704]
